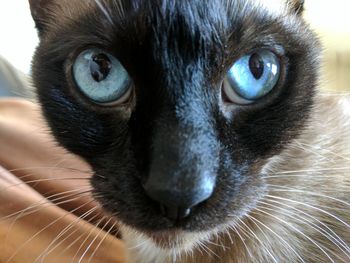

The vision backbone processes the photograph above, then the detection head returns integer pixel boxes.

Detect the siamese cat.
[28,0,350,262]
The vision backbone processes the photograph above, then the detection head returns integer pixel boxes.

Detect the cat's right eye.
[73,48,132,105]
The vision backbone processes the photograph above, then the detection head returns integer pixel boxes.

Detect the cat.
[28,0,350,262]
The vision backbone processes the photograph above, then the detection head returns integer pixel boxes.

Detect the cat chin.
[120,224,213,249]
[119,223,228,262]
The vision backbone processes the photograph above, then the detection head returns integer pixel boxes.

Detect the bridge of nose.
[143,119,218,210]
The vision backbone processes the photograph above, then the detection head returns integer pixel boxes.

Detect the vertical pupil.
[90,53,112,82]
[249,53,264,79]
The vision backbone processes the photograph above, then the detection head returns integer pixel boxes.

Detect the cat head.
[29,0,319,247]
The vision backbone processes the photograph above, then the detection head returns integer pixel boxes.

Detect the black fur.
[31,0,320,233]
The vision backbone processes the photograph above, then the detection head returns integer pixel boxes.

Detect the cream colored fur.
[121,93,350,263]
[32,0,350,262]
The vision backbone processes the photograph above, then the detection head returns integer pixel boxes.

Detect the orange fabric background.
[0,98,126,262]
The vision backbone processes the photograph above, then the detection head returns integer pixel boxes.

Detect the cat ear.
[28,0,54,36]
[287,0,305,15]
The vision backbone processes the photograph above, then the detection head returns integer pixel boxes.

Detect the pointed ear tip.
[288,0,305,15]
[28,0,49,36]
[28,0,37,8]
[28,0,47,12]
[28,0,39,14]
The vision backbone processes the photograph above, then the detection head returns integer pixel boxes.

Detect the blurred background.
[0,0,349,92]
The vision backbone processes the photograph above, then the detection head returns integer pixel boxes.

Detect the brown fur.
[287,0,304,14]
[186,94,350,263]
[123,93,350,263]
[28,0,350,262]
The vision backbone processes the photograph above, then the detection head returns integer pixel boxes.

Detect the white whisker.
[257,202,350,259]
[77,218,112,263]
[37,208,100,262]
[245,213,306,262]
[252,208,336,263]
[87,221,118,263]
[266,195,350,229]
[228,223,254,259]
[1,190,92,223]
[71,216,106,262]
[268,184,350,201]
[93,0,113,24]
[5,200,95,263]
[262,167,350,177]
[260,199,350,254]
[237,218,278,263]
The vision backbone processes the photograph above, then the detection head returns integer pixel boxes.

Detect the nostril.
[160,205,192,220]
[144,184,214,209]
[143,177,215,220]
[143,166,216,220]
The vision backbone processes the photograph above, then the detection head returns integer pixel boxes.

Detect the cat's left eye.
[223,50,281,105]
[73,48,132,105]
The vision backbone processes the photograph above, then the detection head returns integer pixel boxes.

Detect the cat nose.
[141,111,219,220]
[143,171,215,220]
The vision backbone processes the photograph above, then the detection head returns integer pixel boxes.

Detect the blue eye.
[224,50,280,104]
[73,48,131,104]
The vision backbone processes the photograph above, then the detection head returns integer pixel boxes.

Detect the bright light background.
[305,0,350,54]
[305,0,350,91]
[0,1,38,73]
[0,0,349,90]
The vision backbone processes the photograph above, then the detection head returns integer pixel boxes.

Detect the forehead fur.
[35,0,309,64]
[254,0,304,14]
[41,0,303,29]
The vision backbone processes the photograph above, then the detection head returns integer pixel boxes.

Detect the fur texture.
[122,94,350,263]
[28,0,350,262]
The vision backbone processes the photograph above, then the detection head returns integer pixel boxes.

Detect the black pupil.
[90,53,112,82]
[249,53,264,80]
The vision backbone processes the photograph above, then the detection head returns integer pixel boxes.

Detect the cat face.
[30,0,319,244]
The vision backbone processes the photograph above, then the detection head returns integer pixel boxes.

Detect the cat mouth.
[93,184,220,232]
[154,205,191,222]
[91,166,265,235]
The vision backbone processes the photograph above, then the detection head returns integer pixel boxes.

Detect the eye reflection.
[224,50,281,104]
[73,48,131,105]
